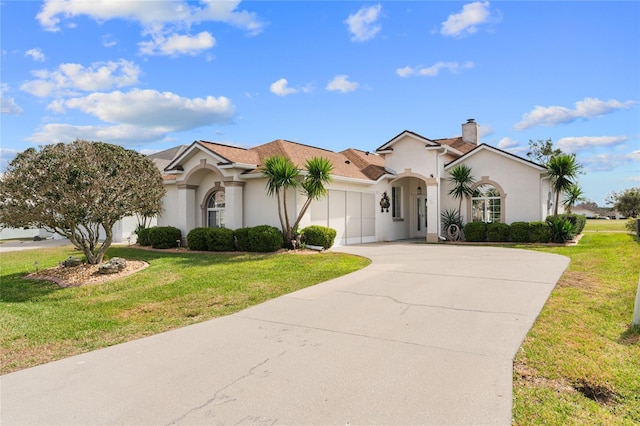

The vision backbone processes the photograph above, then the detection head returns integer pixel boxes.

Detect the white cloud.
[25,48,46,62]
[36,0,262,56]
[441,1,494,37]
[139,31,215,56]
[270,78,298,96]
[497,137,518,149]
[396,61,474,77]
[557,135,628,153]
[581,149,640,172]
[37,0,262,32]
[1,84,23,115]
[514,97,636,130]
[102,34,117,47]
[628,175,640,182]
[345,4,382,42]
[21,59,141,98]
[62,89,235,130]
[27,123,169,146]
[326,75,360,93]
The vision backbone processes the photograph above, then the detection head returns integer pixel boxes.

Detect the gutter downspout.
[437,146,449,241]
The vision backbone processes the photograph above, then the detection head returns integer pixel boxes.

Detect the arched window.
[471,184,501,223]
[206,190,225,228]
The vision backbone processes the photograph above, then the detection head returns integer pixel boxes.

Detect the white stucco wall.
[447,149,548,223]
[158,184,179,227]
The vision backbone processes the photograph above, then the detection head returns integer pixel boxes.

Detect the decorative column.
[177,184,197,239]
[426,181,439,243]
[223,180,245,229]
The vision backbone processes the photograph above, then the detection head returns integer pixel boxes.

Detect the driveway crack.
[337,290,527,316]
[165,358,272,425]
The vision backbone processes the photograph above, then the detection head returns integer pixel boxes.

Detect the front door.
[415,195,428,238]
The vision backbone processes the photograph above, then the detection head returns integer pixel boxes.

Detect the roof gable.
[375,130,440,152]
[444,144,546,171]
[163,138,390,182]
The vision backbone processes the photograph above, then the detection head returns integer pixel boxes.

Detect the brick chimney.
[462,118,480,145]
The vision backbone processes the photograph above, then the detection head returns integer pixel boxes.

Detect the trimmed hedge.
[206,227,235,252]
[464,222,487,242]
[510,222,530,243]
[234,227,251,251]
[302,225,337,249]
[529,221,551,243]
[186,227,210,251]
[149,226,182,249]
[137,227,151,246]
[487,222,510,242]
[248,225,283,252]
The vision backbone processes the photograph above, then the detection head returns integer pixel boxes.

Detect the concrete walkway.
[0,242,569,425]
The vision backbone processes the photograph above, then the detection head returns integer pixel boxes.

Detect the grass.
[0,246,370,374]
[512,220,640,424]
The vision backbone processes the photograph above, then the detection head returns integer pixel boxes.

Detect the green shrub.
[248,225,283,252]
[626,217,638,234]
[234,227,251,251]
[487,222,510,242]
[302,225,337,249]
[206,227,235,252]
[529,221,551,243]
[547,217,576,243]
[549,214,586,235]
[464,222,487,242]
[186,227,211,251]
[509,222,530,243]
[148,226,182,249]
[137,227,151,246]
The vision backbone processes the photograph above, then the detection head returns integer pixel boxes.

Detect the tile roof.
[187,139,387,181]
[433,137,476,154]
[158,131,484,183]
[198,141,260,165]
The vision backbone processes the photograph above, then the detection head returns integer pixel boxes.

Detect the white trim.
[445,144,546,171]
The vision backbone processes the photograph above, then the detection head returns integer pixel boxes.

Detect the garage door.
[310,190,375,245]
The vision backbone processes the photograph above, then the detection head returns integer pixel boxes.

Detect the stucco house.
[155,119,555,245]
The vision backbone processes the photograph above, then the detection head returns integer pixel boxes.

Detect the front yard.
[0,246,369,374]
[512,220,640,424]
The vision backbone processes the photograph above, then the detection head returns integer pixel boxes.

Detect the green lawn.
[0,246,370,374]
[512,222,640,424]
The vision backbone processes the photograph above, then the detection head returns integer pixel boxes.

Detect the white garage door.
[310,190,375,245]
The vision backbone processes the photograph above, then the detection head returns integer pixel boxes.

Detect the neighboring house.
[157,119,555,245]
[571,207,598,218]
[0,226,52,241]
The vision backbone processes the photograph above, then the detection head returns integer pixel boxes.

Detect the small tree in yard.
[547,154,581,217]
[0,141,166,264]
[262,155,333,247]
[607,187,640,218]
[447,164,475,221]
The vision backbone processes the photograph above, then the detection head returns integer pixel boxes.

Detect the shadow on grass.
[0,273,60,302]
[619,324,640,346]
[107,246,285,268]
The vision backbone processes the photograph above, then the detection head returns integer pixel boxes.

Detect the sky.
[1,0,639,206]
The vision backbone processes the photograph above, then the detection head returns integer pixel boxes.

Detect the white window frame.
[206,190,226,228]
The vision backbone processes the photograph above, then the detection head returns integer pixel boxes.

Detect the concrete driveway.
[0,242,569,425]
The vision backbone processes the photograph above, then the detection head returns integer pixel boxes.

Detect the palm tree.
[262,155,333,247]
[262,156,299,239]
[447,164,475,221]
[547,154,581,217]
[563,183,585,214]
[292,157,333,232]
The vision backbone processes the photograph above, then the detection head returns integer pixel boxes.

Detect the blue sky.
[1,1,638,205]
